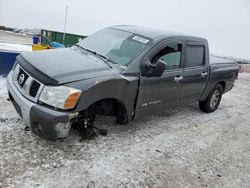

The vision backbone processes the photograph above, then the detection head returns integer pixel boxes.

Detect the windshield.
[78,28,150,66]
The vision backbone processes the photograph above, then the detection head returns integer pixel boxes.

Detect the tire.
[199,84,223,113]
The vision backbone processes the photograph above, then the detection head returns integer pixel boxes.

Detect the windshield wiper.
[75,44,113,68]
[75,44,88,54]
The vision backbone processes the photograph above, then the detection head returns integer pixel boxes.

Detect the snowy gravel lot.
[0,73,250,188]
[0,30,32,45]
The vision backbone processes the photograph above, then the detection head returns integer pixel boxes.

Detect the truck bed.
[210,55,237,65]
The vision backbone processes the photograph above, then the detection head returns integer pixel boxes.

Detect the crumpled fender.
[66,74,139,120]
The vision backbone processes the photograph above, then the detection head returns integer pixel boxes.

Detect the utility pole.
[62,5,68,45]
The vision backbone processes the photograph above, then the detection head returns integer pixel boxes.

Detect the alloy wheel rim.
[210,90,220,109]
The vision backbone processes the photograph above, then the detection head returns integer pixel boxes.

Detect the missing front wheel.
[71,111,108,141]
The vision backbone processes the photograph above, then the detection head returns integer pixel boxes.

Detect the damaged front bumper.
[7,70,78,140]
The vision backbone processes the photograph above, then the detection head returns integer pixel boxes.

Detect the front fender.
[66,74,139,120]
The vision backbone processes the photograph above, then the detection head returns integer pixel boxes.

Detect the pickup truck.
[7,25,240,140]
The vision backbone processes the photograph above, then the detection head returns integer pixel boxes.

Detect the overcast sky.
[0,0,249,59]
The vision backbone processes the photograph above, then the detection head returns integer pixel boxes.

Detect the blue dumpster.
[0,50,19,76]
[0,43,31,75]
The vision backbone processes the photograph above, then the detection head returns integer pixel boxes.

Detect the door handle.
[201,72,208,77]
[174,76,183,82]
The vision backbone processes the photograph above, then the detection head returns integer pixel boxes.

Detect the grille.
[29,81,41,97]
[13,63,44,102]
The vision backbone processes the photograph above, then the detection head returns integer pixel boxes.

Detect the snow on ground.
[0,30,32,45]
[0,42,32,52]
[0,76,8,95]
[0,73,250,188]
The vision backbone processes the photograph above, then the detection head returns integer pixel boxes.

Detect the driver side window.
[151,43,182,70]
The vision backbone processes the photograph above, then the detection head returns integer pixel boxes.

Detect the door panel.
[135,69,183,119]
[134,41,184,119]
[179,43,209,103]
[180,66,209,103]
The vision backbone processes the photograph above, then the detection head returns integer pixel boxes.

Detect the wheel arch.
[217,81,226,92]
[83,97,129,124]
[199,80,226,101]
[69,74,139,121]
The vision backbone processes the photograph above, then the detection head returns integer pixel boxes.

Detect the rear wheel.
[199,84,223,113]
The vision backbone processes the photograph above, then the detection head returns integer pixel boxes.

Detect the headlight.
[39,86,81,110]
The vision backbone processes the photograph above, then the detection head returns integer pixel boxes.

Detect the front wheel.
[199,84,223,113]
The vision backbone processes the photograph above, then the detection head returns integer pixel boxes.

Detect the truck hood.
[17,47,117,85]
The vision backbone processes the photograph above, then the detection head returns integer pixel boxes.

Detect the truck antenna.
[62,5,68,45]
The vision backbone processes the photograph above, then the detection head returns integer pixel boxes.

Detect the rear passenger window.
[185,45,205,67]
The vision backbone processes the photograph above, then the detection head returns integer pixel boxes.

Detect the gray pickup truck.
[7,25,240,140]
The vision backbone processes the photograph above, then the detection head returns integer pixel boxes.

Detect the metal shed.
[41,29,86,47]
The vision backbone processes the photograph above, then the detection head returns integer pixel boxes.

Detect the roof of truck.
[109,25,203,41]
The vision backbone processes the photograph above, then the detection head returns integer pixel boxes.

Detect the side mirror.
[142,59,166,77]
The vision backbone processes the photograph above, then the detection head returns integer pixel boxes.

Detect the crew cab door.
[180,41,209,103]
[134,41,184,119]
